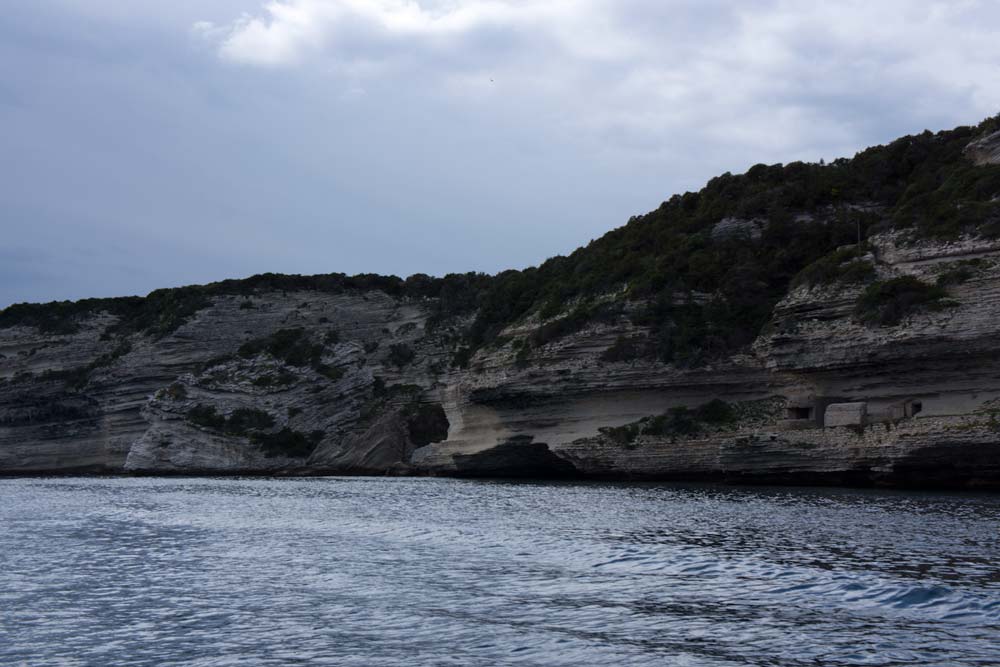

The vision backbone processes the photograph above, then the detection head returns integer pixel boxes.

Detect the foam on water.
[1,477,998,666]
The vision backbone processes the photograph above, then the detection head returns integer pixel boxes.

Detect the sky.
[2,1,1000,308]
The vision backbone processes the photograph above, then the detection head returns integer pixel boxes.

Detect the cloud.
[199,0,536,67]
[3,1,1000,307]
[201,0,1000,162]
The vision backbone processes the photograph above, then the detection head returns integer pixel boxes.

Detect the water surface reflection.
[1,478,998,666]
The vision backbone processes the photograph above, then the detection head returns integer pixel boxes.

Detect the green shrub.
[452,346,472,368]
[600,399,737,445]
[314,363,345,381]
[165,383,187,400]
[239,328,323,367]
[40,339,133,390]
[936,260,982,286]
[91,340,132,369]
[793,246,876,286]
[0,271,492,337]
[514,344,532,368]
[41,366,91,390]
[361,382,423,420]
[11,370,34,384]
[601,422,643,446]
[226,408,275,434]
[694,398,737,424]
[630,300,725,367]
[388,343,416,368]
[238,328,344,380]
[537,299,563,321]
[854,276,956,326]
[530,306,589,347]
[187,404,227,430]
[644,407,702,438]
[530,304,621,349]
[252,370,298,388]
[186,404,274,436]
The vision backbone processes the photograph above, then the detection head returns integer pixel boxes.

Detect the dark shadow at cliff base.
[450,440,580,479]
[4,466,1000,491]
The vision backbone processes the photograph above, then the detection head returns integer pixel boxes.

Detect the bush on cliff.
[529,303,622,349]
[40,340,134,391]
[388,343,416,368]
[185,404,319,458]
[314,363,345,381]
[186,404,275,436]
[459,115,1000,363]
[854,276,955,327]
[793,247,877,287]
[0,271,492,338]
[4,115,999,370]
[239,328,348,381]
[601,399,737,445]
[186,404,227,431]
[599,335,651,363]
[239,328,322,367]
[935,260,982,287]
[252,370,298,388]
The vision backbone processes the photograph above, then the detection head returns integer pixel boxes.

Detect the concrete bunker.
[824,402,867,428]
[865,397,929,425]
[782,395,932,431]
[781,396,847,429]
[785,406,814,421]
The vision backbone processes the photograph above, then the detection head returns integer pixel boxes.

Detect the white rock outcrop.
[964,129,1000,166]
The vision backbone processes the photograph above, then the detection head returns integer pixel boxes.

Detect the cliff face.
[3,227,999,487]
[0,291,447,474]
[3,126,1000,487]
[410,230,1000,488]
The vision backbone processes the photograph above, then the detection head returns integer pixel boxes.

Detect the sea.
[1,477,998,666]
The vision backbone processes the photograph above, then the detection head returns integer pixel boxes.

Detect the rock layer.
[3,229,1000,487]
[4,132,1000,487]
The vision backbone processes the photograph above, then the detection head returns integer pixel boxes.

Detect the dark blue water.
[1,478,998,666]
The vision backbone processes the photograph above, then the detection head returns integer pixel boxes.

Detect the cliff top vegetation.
[3,115,999,366]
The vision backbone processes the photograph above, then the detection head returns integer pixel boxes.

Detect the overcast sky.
[2,1,999,307]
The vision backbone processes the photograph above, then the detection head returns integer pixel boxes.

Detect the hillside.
[2,116,1000,487]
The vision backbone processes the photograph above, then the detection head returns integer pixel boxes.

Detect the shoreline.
[3,468,999,492]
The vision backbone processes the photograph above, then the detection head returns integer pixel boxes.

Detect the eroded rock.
[2,232,1000,487]
[964,129,1000,166]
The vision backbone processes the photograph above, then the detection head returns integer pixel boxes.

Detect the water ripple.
[1,478,998,666]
